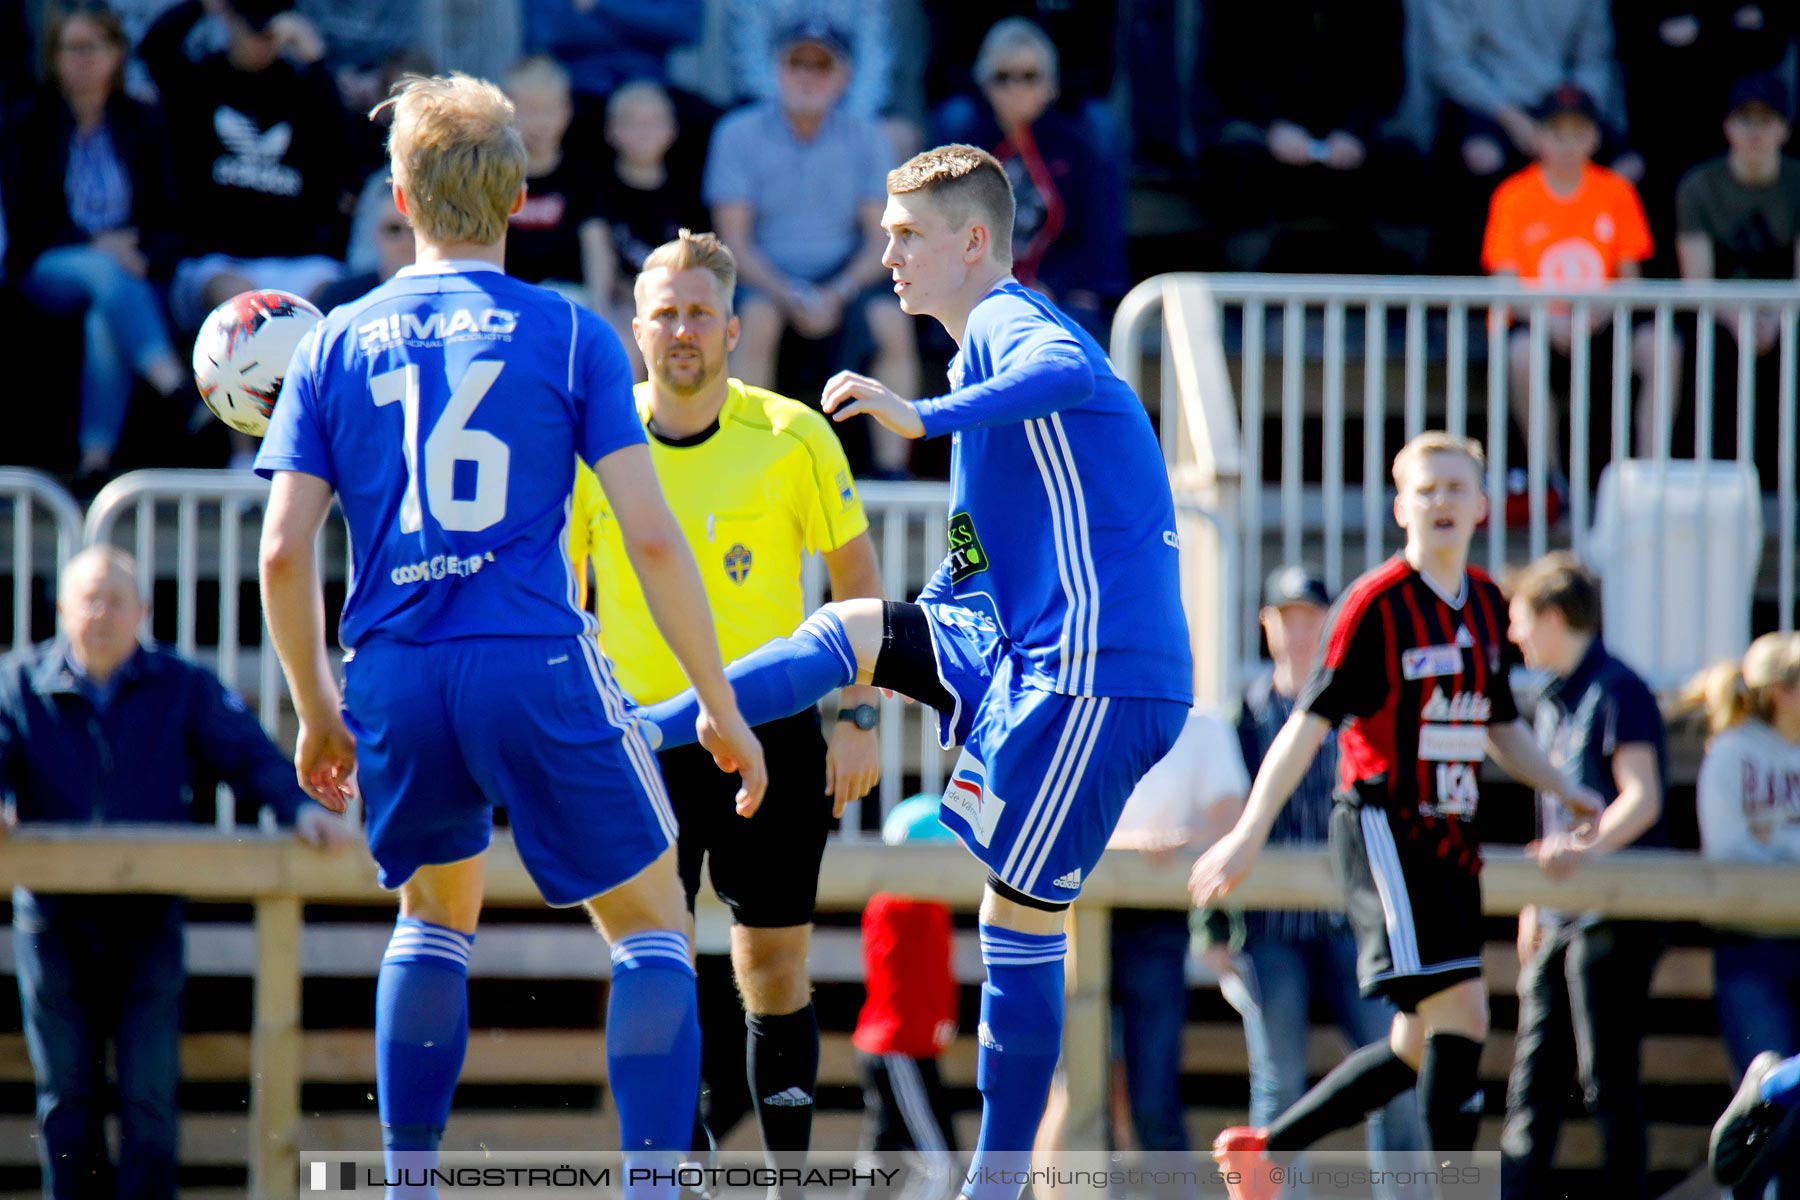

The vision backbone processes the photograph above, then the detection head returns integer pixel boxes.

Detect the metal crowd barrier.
[1113,274,1800,677]
[0,468,85,653]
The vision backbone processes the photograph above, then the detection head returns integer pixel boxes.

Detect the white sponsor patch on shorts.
[943,749,1005,847]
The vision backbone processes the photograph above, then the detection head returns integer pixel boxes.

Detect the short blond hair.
[378,73,526,248]
[1391,431,1486,489]
[887,144,1015,266]
[636,229,738,313]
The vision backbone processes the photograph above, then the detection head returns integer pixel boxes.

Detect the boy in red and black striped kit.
[1191,433,1601,1200]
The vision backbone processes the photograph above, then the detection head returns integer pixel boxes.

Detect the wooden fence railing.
[1,828,1795,1198]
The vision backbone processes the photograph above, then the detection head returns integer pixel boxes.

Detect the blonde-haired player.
[1191,432,1600,1199]
[570,228,883,1167]
[258,74,763,1197]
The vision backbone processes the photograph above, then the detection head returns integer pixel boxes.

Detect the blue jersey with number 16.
[255,261,645,649]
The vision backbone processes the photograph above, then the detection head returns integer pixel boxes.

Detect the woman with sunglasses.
[937,16,1123,338]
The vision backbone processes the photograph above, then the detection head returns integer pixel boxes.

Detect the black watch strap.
[837,703,880,730]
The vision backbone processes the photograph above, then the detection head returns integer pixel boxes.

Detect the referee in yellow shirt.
[571,230,883,1167]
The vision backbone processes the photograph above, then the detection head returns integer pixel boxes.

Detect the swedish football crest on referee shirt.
[724,543,753,583]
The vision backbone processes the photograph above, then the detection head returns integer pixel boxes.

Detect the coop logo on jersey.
[357,308,519,352]
[724,543,753,583]
[943,751,1004,847]
[946,512,989,583]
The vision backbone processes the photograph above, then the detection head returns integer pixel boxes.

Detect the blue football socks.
[642,609,858,749]
[376,917,475,1198]
[963,926,1068,1200]
[608,931,702,1200]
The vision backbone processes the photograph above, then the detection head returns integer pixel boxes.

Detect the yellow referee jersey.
[571,378,869,705]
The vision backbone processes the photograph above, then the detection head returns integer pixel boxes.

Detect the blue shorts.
[922,604,1188,904]
[341,635,675,907]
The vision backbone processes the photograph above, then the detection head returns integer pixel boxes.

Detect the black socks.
[748,1004,820,1158]
[1266,1041,1419,1153]
[1419,1033,1484,1152]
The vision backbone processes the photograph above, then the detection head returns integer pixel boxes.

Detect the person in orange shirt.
[1482,85,1666,479]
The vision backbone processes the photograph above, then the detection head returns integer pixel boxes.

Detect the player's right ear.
[965,223,987,265]
[510,184,528,216]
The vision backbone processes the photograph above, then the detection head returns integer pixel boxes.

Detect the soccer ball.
[192,290,323,437]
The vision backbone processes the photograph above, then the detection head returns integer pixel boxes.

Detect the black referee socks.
[1266,1041,1418,1153]
[747,1003,820,1159]
[1420,1032,1484,1152]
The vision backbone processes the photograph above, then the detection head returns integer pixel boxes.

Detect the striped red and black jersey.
[1296,556,1520,870]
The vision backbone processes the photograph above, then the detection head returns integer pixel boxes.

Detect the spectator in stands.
[519,0,700,101]
[1204,0,1422,273]
[1481,85,1660,479]
[143,0,350,324]
[933,18,1122,336]
[1425,0,1632,270]
[314,187,411,312]
[705,18,917,476]
[853,793,961,1200]
[503,55,609,310]
[1615,3,1798,275]
[729,0,895,122]
[1673,72,1800,473]
[140,0,351,467]
[336,48,438,277]
[1501,553,1667,1200]
[922,0,1116,127]
[596,80,709,374]
[1,2,188,490]
[1233,567,1425,1198]
[1692,631,1800,1199]
[0,546,349,1200]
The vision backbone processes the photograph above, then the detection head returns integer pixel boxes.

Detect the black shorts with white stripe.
[1330,799,1484,1013]
[858,1050,958,1152]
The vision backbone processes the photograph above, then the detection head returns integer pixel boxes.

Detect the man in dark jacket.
[139,0,352,332]
[0,545,348,1200]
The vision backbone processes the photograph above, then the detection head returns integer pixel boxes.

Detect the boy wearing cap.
[1482,83,1658,474]
[1674,71,1800,466]
[1229,567,1424,1199]
[704,18,919,475]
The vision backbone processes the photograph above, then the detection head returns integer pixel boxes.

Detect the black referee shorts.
[659,709,834,928]
[1330,798,1485,1013]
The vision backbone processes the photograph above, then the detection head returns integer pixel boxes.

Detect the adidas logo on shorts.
[978,1022,1003,1052]
[1052,868,1082,890]
[762,1087,813,1107]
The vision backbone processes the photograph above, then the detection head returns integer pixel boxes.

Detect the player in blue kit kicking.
[254,74,766,1199]
[641,145,1194,1200]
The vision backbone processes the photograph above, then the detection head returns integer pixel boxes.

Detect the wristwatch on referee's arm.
[837,703,880,731]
